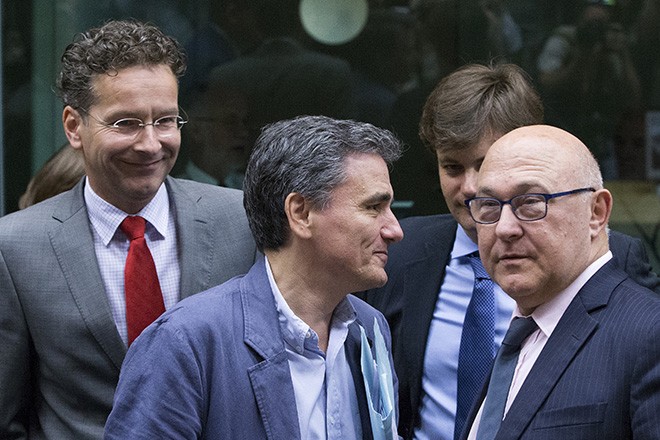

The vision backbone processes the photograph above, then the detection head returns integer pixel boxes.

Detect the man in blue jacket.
[105,115,405,439]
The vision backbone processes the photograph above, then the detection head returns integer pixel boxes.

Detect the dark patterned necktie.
[454,253,496,440]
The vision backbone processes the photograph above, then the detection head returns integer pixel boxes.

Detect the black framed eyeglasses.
[464,187,596,224]
[79,108,187,139]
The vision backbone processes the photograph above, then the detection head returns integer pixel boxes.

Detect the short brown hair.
[419,63,543,153]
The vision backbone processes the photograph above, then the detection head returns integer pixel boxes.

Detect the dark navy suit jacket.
[461,260,660,439]
[361,214,659,439]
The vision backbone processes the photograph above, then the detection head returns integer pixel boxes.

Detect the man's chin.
[496,274,535,299]
[358,271,389,291]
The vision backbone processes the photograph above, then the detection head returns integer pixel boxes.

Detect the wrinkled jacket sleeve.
[0,249,30,440]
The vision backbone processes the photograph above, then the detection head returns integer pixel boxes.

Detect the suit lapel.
[166,177,215,299]
[49,182,126,369]
[247,350,301,440]
[400,219,457,414]
[242,260,301,440]
[495,264,620,438]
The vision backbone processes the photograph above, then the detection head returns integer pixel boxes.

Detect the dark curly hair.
[56,19,186,110]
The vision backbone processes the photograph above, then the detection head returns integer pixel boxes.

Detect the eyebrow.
[363,191,393,205]
[102,108,180,121]
[478,182,546,197]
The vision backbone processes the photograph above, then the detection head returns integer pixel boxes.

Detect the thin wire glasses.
[465,187,596,224]
[79,108,187,139]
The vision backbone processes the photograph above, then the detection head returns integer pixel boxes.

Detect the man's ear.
[284,192,313,240]
[590,188,613,238]
[62,105,84,150]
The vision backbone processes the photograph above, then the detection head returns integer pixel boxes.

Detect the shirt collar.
[84,177,170,245]
[264,255,357,355]
[514,251,613,338]
[451,225,479,260]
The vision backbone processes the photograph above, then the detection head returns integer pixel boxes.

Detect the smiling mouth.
[124,158,163,167]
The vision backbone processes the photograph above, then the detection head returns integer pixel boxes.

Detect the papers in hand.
[360,318,398,440]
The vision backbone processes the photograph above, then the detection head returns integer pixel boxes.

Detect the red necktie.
[120,216,165,345]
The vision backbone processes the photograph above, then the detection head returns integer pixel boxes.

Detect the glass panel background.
[2,0,658,270]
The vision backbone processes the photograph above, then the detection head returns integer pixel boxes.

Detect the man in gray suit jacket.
[0,20,257,439]
[462,124,659,439]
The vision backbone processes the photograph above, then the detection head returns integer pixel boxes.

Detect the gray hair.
[576,138,605,190]
[56,19,186,110]
[243,115,402,251]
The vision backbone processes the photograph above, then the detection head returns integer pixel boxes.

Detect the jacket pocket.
[532,402,606,429]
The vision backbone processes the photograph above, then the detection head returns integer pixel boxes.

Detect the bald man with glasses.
[461,124,660,440]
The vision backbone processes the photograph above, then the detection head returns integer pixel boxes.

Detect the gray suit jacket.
[0,176,258,439]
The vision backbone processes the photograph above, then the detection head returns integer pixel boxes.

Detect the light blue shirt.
[414,226,515,440]
[85,178,180,346]
[265,257,362,440]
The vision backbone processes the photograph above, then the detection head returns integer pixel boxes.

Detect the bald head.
[474,124,612,314]
[482,125,603,194]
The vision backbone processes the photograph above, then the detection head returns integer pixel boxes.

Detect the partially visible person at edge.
[18,142,85,209]
[104,115,404,439]
[0,19,258,439]
[360,62,660,440]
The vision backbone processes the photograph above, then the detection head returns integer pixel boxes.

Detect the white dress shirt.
[85,178,180,346]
